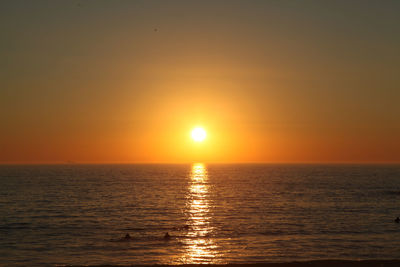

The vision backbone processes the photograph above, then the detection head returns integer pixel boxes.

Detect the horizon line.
[1,161,399,165]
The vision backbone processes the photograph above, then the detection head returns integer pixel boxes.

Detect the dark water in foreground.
[1,164,400,266]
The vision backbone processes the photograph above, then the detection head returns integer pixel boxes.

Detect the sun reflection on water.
[179,163,220,263]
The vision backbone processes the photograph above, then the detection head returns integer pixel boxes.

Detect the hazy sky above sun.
[0,0,399,163]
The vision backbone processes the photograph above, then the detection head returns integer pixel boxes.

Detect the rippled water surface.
[1,164,400,266]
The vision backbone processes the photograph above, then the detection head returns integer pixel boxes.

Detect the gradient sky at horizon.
[1,0,399,163]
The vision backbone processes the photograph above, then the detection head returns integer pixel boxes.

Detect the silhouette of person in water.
[395,217,400,223]
[164,232,171,240]
[124,233,132,240]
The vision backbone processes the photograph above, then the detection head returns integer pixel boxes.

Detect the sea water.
[1,164,400,266]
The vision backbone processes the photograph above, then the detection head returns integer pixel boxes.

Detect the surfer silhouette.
[124,233,132,240]
[164,232,171,240]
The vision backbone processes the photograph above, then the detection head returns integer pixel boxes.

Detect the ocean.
[1,164,400,266]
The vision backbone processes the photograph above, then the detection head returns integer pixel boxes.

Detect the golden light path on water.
[179,163,220,263]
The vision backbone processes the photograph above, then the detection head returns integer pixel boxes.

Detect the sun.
[191,127,207,142]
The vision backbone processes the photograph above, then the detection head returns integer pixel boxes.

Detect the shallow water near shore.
[1,164,400,266]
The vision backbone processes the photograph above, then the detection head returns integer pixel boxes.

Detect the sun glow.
[191,127,207,142]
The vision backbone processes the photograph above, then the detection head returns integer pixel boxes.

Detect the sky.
[0,0,399,164]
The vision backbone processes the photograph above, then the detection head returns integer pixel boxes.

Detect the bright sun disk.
[191,127,206,142]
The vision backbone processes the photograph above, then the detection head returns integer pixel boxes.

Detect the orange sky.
[0,1,399,163]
